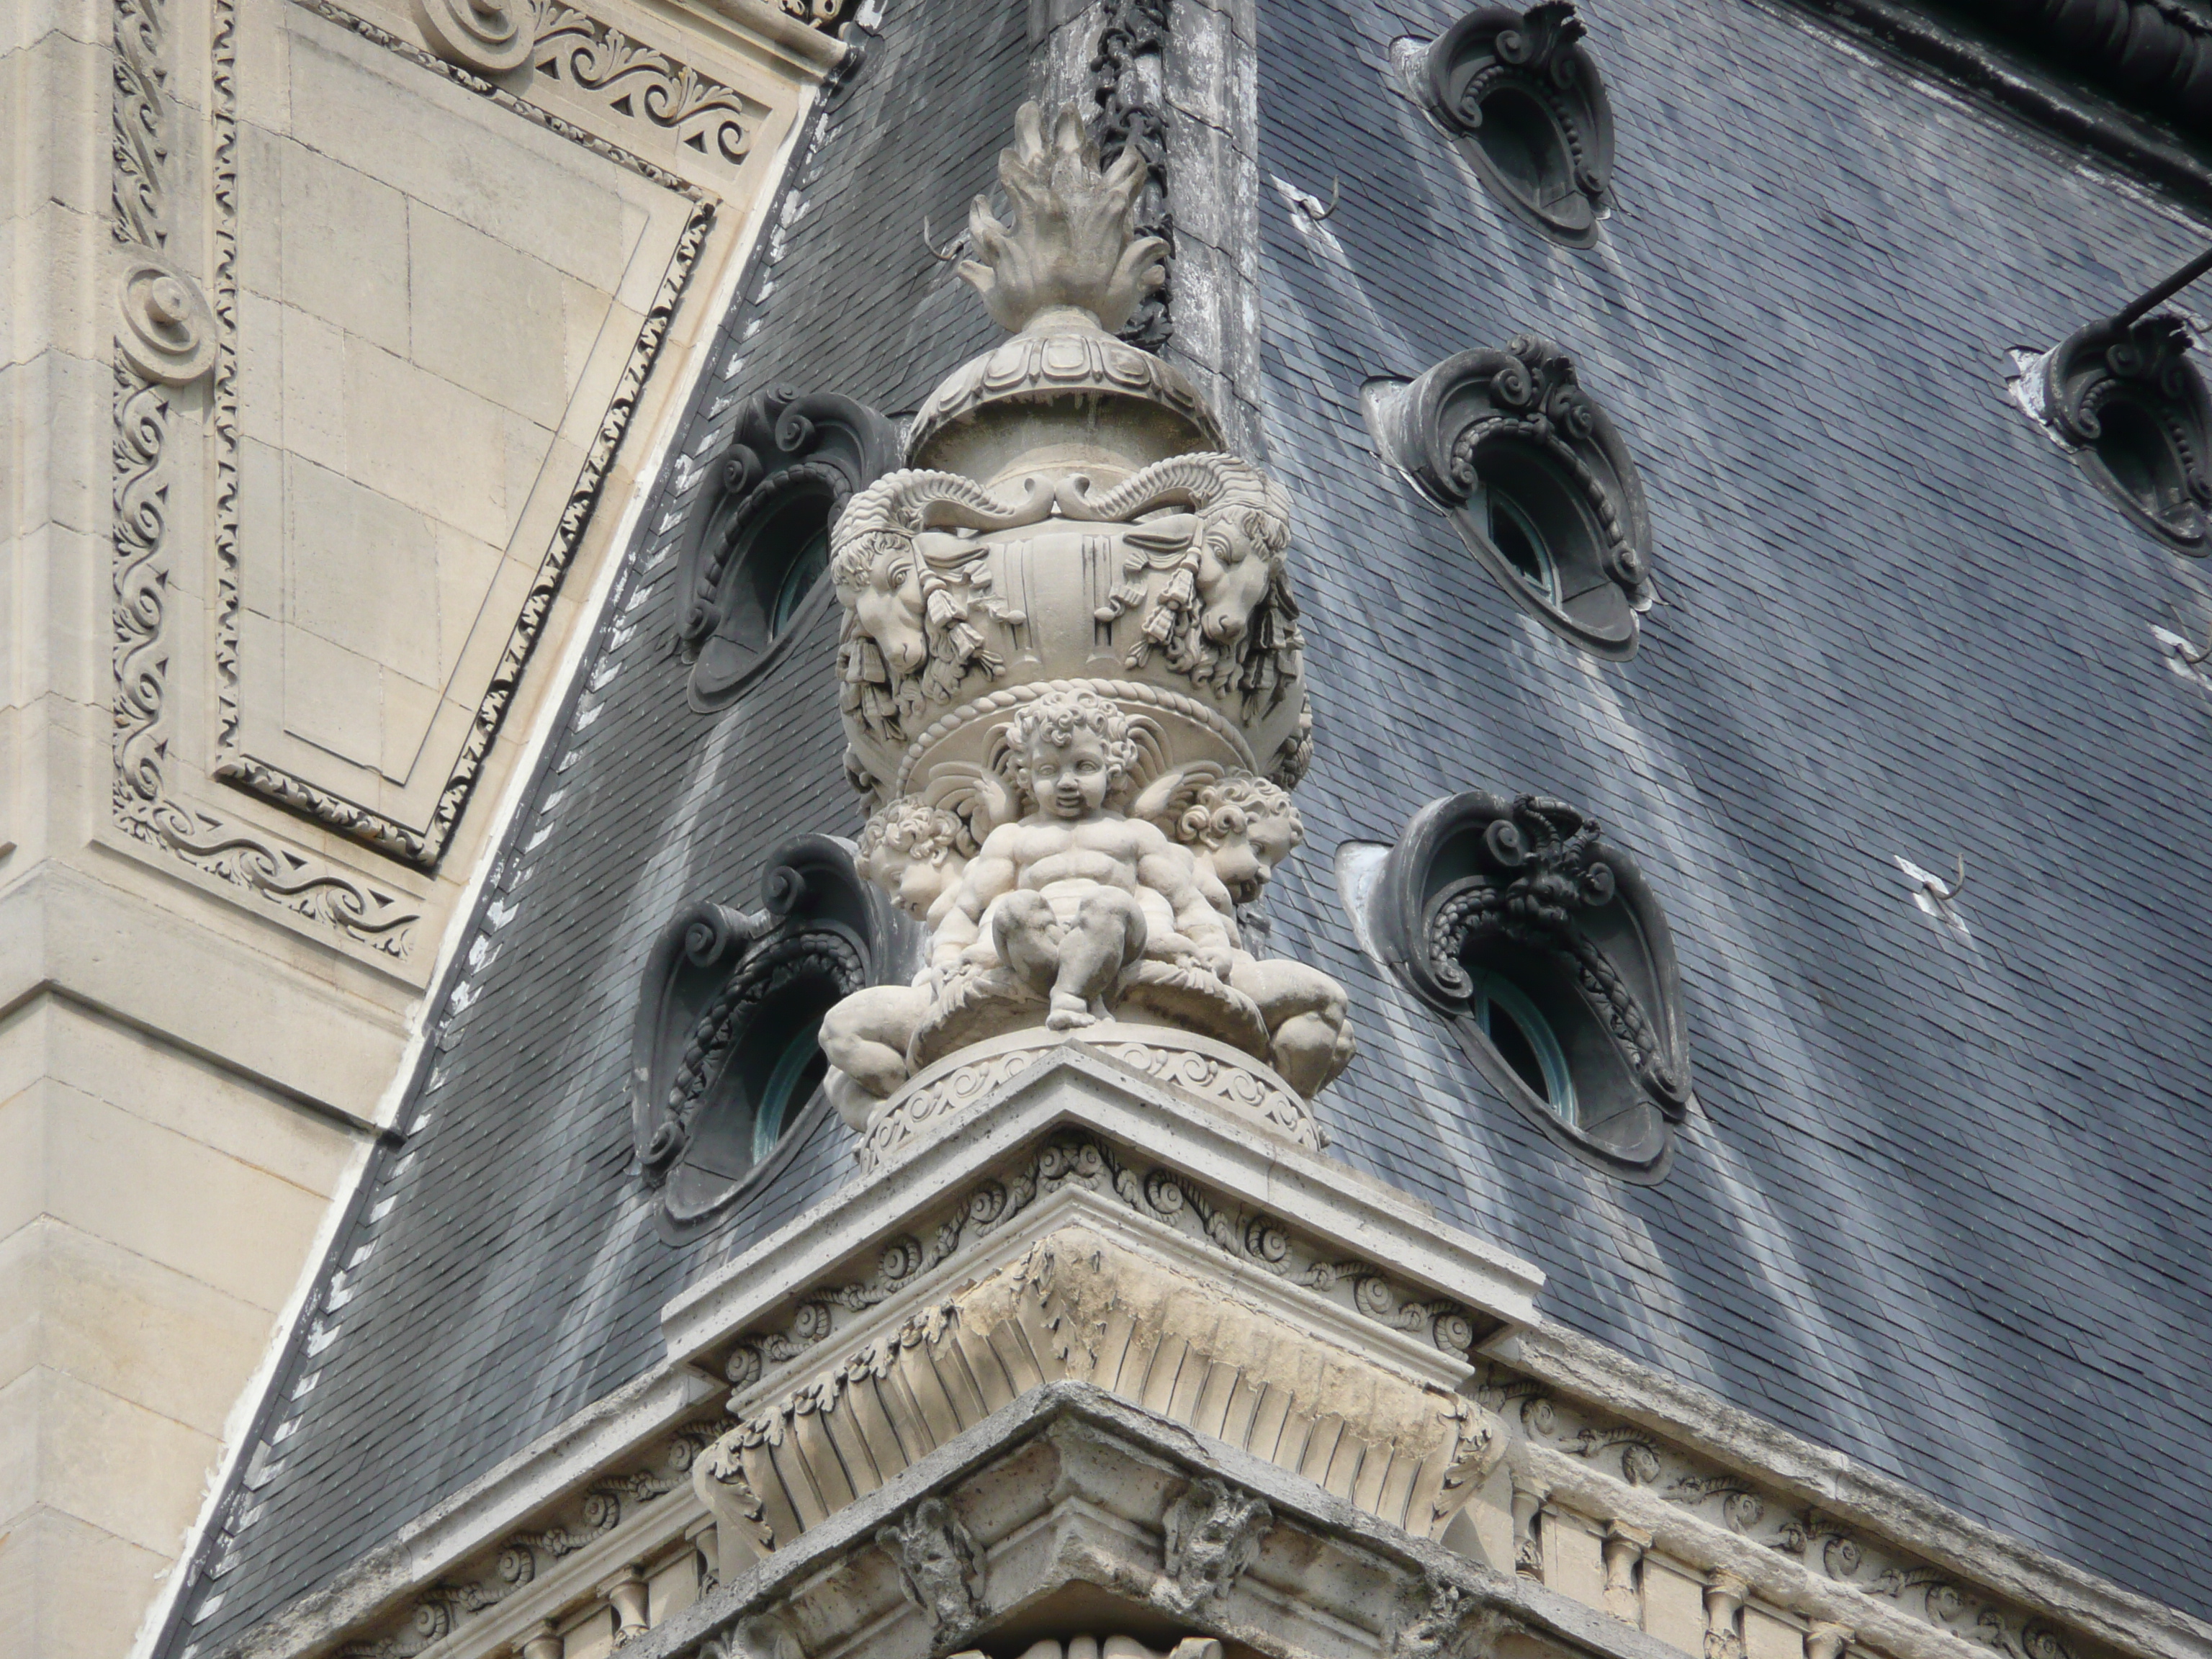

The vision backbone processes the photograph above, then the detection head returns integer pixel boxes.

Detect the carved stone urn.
[819,103,1350,1142]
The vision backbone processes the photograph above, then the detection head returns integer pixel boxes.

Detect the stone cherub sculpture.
[816,98,1351,1138]
[819,701,1354,1116]
[931,690,1239,1033]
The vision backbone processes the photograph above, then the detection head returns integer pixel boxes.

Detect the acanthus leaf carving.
[876,1496,986,1637]
[1159,1476,1272,1611]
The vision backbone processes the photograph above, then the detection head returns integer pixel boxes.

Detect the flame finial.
[959,102,1168,336]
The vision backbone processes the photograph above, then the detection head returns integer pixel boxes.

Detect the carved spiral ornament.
[410,0,536,74]
[114,248,215,385]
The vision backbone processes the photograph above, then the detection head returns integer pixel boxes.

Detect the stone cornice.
[1491,1324,2212,1659]
[628,1380,1691,1659]
[1766,0,2212,204]
[660,1043,1546,1367]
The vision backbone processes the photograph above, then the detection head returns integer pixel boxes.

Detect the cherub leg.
[820,983,930,1113]
[1231,958,1354,1097]
[991,891,1063,1002]
[1048,890,1148,1030]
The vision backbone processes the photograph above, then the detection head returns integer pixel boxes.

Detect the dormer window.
[1365,337,1655,658]
[1488,490,1558,603]
[2008,250,2212,554]
[677,390,899,711]
[1473,969,1575,1121]
[1364,791,1693,1180]
[1394,2,1617,248]
[629,837,920,1241]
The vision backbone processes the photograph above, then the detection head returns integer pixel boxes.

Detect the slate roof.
[167,0,2212,1650]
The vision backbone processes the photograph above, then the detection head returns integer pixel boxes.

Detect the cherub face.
[1021,729,1114,819]
[1205,803,1301,904]
[860,837,958,920]
[1195,519,1277,645]
[853,544,927,675]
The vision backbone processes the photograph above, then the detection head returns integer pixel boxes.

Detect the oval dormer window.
[2015,311,2212,552]
[1364,339,1656,659]
[1395,2,1616,248]
[629,837,920,1241]
[675,390,900,712]
[1367,791,1693,1181]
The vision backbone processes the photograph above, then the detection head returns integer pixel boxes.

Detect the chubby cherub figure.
[934,690,1237,1030]
[1174,773,1355,1097]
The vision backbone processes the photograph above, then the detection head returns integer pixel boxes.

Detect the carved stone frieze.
[1367,337,1653,657]
[318,1422,722,1659]
[534,4,771,171]
[1480,1368,2118,1659]
[1369,790,1689,1177]
[855,1027,1323,1170]
[2010,311,2212,552]
[1396,3,1615,246]
[1161,1477,1273,1610]
[693,1212,1498,1583]
[709,1125,1488,1398]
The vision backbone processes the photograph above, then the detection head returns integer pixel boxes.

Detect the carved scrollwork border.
[110,0,426,954]
[713,1129,1489,1395]
[204,0,719,873]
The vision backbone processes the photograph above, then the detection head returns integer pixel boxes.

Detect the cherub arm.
[1135,829,1236,971]
[932,832,1019,966]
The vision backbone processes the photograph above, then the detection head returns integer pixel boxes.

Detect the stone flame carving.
[959,102,1167,335]
[820,101,1349,1137]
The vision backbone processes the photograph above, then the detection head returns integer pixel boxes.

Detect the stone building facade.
[6,1,2212,1659]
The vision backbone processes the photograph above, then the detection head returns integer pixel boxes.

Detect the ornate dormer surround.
[676,390,902,710]
[1365,791,1691,1179]
[2010,311,2212,553]
[630,836,922,1239]
[1393,3,1617,248]
[1365,340,1656,658]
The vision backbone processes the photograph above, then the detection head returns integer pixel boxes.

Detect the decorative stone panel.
[104,0,824,967]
